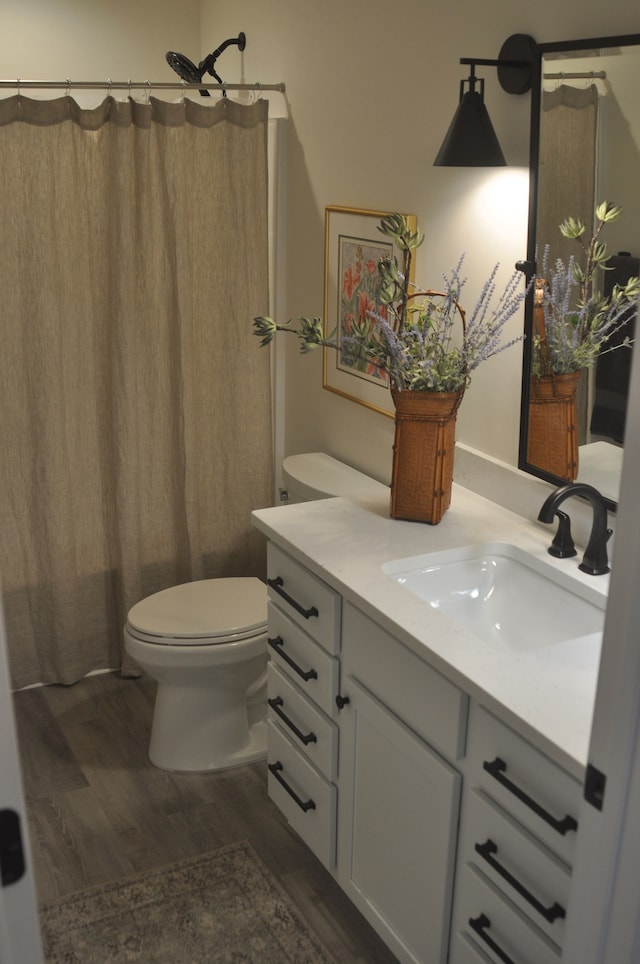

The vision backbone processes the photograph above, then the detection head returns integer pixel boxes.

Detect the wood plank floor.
[12,671,398,963]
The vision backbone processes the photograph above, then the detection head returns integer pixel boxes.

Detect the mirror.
[519,33,640,508]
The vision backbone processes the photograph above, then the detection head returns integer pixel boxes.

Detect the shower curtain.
[0,94,273,688]
[537,84,599,265]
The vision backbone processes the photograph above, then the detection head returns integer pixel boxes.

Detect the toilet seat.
[126,577,267,646]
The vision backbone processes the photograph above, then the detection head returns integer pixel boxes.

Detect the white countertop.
[252,484,610,780]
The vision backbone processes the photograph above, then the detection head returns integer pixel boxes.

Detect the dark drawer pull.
[268,635,318,682]
[268,696,317,746]
[469,914,514,964]
[475,839,566,924]
[268,761,316,812]
[267,575,319,619]
[483,757,578,835]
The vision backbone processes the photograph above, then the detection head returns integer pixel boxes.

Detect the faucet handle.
[548,510,577,559]
[579,525,613,576]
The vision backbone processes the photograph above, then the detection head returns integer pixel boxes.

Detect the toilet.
[124,453,387,773]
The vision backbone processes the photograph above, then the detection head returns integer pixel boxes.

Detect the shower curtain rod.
[543,70,606,80]
[0,78,285,93]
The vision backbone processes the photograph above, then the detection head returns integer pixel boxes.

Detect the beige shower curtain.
[537,84,599,267]
[0,94,273,688]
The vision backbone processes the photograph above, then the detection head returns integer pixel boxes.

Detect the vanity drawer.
[453,865,561,964]
[342,602,468,761]
[451,932,493,964]
[462,789,570,947]
[267,662,338,780]
[267,543,341,654]
[468,704,581,865]
[267,720,337,871]
[267,602,339,716]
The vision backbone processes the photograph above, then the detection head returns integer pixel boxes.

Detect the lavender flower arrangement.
[533,201,640,377]
[254,213,529,394]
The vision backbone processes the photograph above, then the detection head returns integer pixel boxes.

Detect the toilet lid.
[127,577,267,644]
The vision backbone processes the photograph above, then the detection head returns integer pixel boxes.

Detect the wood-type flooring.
[12,671,398,963]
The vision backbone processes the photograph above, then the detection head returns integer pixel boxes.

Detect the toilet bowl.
[124,453,387,773]
[124,577,268,772]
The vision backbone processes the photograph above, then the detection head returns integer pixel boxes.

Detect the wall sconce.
[434,33,536,167]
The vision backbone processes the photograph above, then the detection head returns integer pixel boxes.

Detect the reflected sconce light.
[434,33,536,166]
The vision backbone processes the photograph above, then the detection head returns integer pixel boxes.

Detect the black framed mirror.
[519,33,640,511]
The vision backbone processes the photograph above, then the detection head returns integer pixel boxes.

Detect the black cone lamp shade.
[434,74,506,166]
[434,34,536,167]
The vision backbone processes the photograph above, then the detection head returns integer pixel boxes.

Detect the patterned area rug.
[40,841,336,963]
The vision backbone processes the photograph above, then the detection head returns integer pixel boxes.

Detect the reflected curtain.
[0,95,273,688]
[536,84,599,444]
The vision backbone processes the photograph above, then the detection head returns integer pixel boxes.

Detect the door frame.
[563,304,640,961]
[0,587,43,964]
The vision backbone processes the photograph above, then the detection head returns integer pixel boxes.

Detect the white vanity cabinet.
[261,536,585,964]
[450,703,582,963]
[265,543,341,870]
[337,602,468,964]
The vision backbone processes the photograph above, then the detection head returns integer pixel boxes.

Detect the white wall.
[2,1,640,485]
[199,1,640,485]
[0,0,201,94]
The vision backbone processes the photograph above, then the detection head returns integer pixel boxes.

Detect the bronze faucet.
[538,483,612,575]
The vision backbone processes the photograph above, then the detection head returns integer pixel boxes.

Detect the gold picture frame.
[322,205,418,416]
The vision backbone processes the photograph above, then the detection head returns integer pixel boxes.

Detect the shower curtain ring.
[145,80,151,103]
[66,78,71,97]
[106,77,112,98]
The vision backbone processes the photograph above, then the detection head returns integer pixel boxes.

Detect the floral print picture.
[323,207,417,416]
[336,235,392,383]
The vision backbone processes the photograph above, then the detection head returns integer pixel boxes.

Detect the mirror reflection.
[521,36,640,505]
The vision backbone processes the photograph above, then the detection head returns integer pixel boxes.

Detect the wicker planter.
[390,387,464,524]
[527,372,581,481]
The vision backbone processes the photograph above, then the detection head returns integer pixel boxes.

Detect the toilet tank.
[282,452,388,503]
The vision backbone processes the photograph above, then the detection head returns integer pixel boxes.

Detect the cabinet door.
[337,677,461,964]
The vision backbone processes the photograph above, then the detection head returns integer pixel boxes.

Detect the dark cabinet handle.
[475,839,566,924]
[268,761,316,812]
[335,694,350,710]
[483,757,578,835]
[268,697,317,746]
[468,914,514,964]
[267,576,319,619]
[268,636,318,682]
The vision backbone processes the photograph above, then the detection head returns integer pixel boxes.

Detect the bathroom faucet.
[538,483,612,575]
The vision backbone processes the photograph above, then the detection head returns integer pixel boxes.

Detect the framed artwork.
[322,205,417,417]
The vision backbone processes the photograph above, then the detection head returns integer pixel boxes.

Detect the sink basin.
[382,541,605,651]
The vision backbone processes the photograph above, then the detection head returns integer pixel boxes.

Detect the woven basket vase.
[527,372,581,482]
[390,387,465,524]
